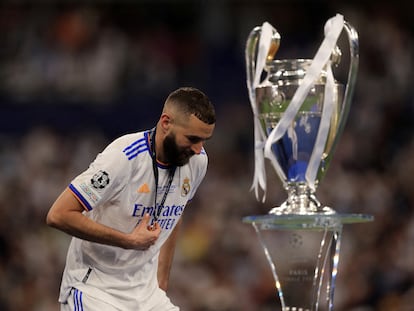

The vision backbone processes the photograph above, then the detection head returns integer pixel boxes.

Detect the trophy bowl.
[255,58,344,215]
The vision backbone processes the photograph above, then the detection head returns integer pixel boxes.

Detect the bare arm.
[157,217,182,291]
[46,187,161,250]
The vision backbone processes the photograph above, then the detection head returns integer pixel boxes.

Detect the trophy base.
[269,201,336,216]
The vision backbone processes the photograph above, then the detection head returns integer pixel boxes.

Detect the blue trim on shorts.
[74,288,84,311]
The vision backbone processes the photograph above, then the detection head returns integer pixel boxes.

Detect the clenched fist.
[126,214,161,250]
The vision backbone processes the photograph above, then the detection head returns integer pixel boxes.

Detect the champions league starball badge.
[242,14,373,310]
[91,170,110,189]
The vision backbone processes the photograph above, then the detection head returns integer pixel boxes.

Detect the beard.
[162,132,194,167]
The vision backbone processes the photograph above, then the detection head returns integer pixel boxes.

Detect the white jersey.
[59,129,208,310]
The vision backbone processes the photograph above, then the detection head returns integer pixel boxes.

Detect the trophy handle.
[336,21,359,141]
[245,24,280,109]
[246,23,281,200]
[245,26,262,106]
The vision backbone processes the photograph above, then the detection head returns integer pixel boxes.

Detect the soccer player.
[46,87,216,310]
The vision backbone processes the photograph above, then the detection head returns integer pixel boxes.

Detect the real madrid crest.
[181,177,190,197]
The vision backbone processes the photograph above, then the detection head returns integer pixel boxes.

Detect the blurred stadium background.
[0,0,413,310]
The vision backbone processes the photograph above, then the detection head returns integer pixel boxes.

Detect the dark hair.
[166,87,216,125]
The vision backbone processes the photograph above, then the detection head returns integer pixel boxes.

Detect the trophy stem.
[269,183,335,216]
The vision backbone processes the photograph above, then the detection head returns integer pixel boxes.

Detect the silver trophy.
[243,15,373,310]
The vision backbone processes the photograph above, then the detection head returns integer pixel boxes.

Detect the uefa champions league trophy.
[243,14,373,310]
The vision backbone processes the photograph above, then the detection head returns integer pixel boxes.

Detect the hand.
[127,214,161,250]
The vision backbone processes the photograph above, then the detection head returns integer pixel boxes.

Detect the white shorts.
[61,287,179,311]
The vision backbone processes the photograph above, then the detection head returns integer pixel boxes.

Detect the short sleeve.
[69,144,130,211]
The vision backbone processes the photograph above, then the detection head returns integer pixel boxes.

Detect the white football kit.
[58,129,208,310]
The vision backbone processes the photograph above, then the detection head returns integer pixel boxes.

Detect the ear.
[160,113,172,133]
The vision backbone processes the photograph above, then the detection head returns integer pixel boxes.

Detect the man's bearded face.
[163,132,195,166]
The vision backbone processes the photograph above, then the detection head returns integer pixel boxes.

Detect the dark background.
[1,0,413,310]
